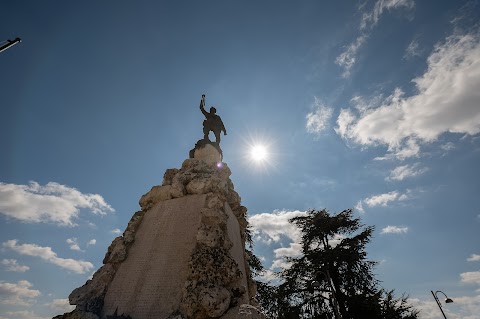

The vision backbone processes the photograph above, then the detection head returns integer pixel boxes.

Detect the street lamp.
[0,38,22,53]
[431,290,453,319]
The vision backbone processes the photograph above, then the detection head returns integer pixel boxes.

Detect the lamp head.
[445,297,453,303]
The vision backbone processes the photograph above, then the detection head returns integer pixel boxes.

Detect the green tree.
[257,209,418,319]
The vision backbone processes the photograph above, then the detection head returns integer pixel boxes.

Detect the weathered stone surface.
[193,143,222,164]
[53,309,99,319]
[200,208,228,225]
[101,195,206,319]
[233,206,247,219]
[196,224,226,247]
[246,280,257,304]
[188,246,242,285]
[226,190,241,211]
[123,211,145,244]
[200,286,231,317]
[163,168,180,186]
[69,264,115,307]
[139,185,172,210]
[186,177,228,196]
[170,177,187,198]
[103,237,126,264]
[83,297,104,314]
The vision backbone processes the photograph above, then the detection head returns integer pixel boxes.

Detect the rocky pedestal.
[54,142,263,319]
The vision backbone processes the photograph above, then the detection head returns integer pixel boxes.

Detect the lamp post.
[0,38,22,53]
[431,290,453,319]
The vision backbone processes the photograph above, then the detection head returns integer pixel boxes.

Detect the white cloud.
[87,239,96,247]
[273,243,303,259]
[66,238,82,251]
[441,142,456,151]
[410,297,461,319]
[461,270,480,285]
[381,225,409,234]
[387,163,428,181]
[364,191,399,207]
[306,97,334,135]
[271,258,293,271]
[111,229,122,235]
[46,298,75,314]
[2,310,49,319]
[1,259,29,272]
[467,254,480,262]
[0,280,40,306]
[355,200,365,214]
[335,31,480,158]
[404,38,423,60]
[250,210,307,271]
[0,181,114,226]
[249,210,307,243]
[336,0,414,77]
[361,0,415,30]
[3,240,94,274]
[357,189,415,212]
[335,35,367,78]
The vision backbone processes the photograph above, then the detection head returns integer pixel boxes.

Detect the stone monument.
[53,96,264,319]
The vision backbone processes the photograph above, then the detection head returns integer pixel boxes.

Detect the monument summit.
[54,95,263,319]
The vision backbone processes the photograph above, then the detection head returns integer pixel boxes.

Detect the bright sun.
[250,145,268,162]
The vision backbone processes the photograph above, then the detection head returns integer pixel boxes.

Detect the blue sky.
[1,1,480,318]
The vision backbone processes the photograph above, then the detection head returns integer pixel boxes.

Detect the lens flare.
[250,145,268,162]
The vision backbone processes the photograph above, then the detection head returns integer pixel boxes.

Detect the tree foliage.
[256,209,419,319]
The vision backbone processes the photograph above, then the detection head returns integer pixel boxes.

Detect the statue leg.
[203,123,209,141]
[214,130,221,144]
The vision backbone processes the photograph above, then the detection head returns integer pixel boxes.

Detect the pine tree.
[257,209,419,319]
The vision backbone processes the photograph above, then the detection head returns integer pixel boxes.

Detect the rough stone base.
[101,195,206,319]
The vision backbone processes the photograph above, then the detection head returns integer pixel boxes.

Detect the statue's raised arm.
[199,94,227,145]
[199,94,208,116]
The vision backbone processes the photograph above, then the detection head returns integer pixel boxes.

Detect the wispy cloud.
[335,31,480,158]
[66,238,82,251]
[364,191,400,207]
[404,38,423,60]
[441,142,456,151]
[306,97,334,135]
[357,189,415,212]
[1,259,29,272]
[381,225,409,234]
[0,181,114,226]
[467,254,480,262]
[336,0,415,77]
[386,163,428,181]
[45,298,75,314]
[0,280,40,306]
[1,310,50,319]
[355,200,365,214]
[87,239,96,247]
[3,240,94,274]
[335,35,367,78]
[360,0,415,30]
[460,270,480,285]
[111,229,122,235]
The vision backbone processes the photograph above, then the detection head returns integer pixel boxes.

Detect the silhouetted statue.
[200,94,227,144]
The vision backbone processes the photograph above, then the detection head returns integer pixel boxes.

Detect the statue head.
[210,107,217,114]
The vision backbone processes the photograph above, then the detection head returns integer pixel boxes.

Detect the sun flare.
[250,144,268,162]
